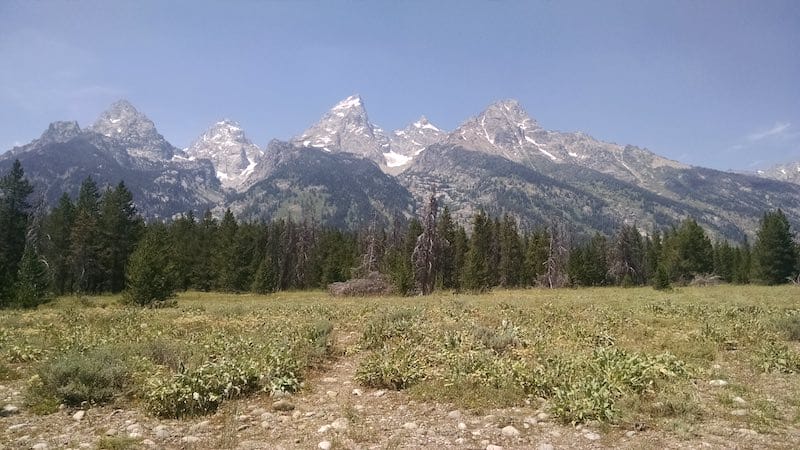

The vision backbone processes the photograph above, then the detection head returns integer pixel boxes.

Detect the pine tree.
[213,209,239,291]
[123,225,176,306]
[13,241,50,308]
[41,193,75,295]
[754,209,798,285]
[0,160,34,306]
[524,227,550,286]
[436,206,457,289]
[98,182,142,293]
[194,210,217,291]
[713,240,736,282]
[609,224,646,286]
[69,177,103,294]
[498,214,523,288]
[732,237,752,284]
[462,210,493,292]
[168,211,199,290]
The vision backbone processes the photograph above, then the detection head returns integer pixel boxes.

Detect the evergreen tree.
[0,160,33,306]
[194,210,217,291]
[462,210,493,292]
[569,233,609,286]
[436,206,457,289]
[252,224,281,293]
[214,209,240,291]
[69,177,104,294]
[13,241,50,308]
[98,182,142,293]
[497,214,523,288]
[754,209,798,284]
[168,211,199,290]
[451,225,469,291]
[41,193,75,295]
[123,225,175,306]
[732,238,752,284]
[524,227,550,286]
[609,224,646,286]
[713,240,736,282]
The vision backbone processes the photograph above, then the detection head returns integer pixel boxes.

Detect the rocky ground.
[2,331,798,450]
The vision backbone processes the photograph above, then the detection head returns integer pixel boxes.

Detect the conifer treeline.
[1,161,799,308]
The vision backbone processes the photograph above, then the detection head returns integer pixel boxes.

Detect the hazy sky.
[1,0,798,170]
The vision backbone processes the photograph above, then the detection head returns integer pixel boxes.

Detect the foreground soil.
[3,287,800,449]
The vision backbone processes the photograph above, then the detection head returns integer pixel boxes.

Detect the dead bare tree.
[412,193,442,295]
[540,221,570,289]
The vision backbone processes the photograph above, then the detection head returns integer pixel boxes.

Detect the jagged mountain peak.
[39,121,82,144]
[186,119,263,191]
[89,99,175,160]
[479,99,539,130]
[331,94,364,112]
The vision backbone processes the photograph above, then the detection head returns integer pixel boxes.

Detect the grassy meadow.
[2,285,800,444]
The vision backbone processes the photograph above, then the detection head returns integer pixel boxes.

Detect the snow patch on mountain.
[186,119,264,191]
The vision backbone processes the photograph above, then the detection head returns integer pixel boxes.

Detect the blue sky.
[1,0,798,170]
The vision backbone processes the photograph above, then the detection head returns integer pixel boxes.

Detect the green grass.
[1,285,799,434]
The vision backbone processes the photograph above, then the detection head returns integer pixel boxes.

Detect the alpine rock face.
[3,96,800,238]
[292,95,445,174]
[89,100,179,162]
[185,119,264,191]
[445,99,687,187]
[758,161,800,185]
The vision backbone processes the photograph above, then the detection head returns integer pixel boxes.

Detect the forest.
[1,159,799,308]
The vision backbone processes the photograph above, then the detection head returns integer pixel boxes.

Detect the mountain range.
[2,96,799,240]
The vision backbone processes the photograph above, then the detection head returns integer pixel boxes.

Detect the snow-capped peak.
[186,119,264,191]
[413,116,441,132]
[332,94,364,111]
[89,99,176,160]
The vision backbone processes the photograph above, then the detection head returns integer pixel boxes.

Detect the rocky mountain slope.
[185,119,264,191]
[2,97,800,239]
[757,161,800,184]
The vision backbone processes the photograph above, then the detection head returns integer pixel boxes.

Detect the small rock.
[712,364,722,370]
[127,423,142,432]
[142,440,156,447]
[79,444,92,449]
[252,407,267,416]
[318,441,332,450]
[236,424,249,432]
[709,379,728,387]
[456,438,466,444]
[536,412,550,422]
[733,396,747,404]
[374,390,386,397]
[129,432,142,439]
[737,428,758,435]
[402,422,418,430]
[448,410,462,419]
[537,444,555,450]
[523,416,537,425]
[2,404,19,416]
[625,430,636,438]
[181,436,201,444]
[191,420,210,431]
[731,409,748,416]
[501,425,520,437]
[486,445,504,450]
[318,424,332,433]
[584,432,601,441]
[260,412,274,421]
[352,388,363,396]
[326,390,338,398]
[8,423,28,432]
[236,414,251,421]
[272,399,295,411]
[32,443,49,450]
[322,377,337,383]
[331,418,349,431]
[260,421,271,429]
[292,410,301,419]
[105,429,118,436]
[458,422,468,431]
[72,410,85,421]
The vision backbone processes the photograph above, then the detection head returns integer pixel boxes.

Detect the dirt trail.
[1,331,793,449]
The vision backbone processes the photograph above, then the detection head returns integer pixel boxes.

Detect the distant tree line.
[1,160,799,307]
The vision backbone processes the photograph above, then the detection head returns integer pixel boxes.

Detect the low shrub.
[355,341,426,390]
[776,314,800,341]
[31,346,132,407]
[755,340,800,373]
[361,309,421,350]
